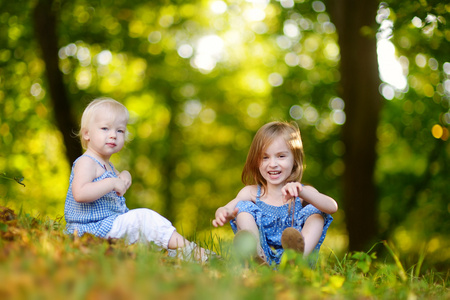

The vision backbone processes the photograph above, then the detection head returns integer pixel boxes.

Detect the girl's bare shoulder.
[236,185,258,202]
[74,155,97,171]
[73,155,103,179]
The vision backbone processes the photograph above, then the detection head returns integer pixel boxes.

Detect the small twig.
[0,173,26,187]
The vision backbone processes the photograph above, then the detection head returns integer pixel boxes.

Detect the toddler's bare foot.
[168,242,217,264]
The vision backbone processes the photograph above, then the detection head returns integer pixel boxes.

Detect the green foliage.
[0,0,343,231]
[0,207,448,299]
[0,0,448,268]
[351,251,377,274]
[374,0,450,267]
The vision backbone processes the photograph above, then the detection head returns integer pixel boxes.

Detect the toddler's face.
[259,136,294,187]
[84,110,128,158]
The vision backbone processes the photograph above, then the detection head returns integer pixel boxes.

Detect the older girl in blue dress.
[212,121,338,265]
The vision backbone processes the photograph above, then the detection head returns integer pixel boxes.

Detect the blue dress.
[230,185,333,265]
[64,155,129,237]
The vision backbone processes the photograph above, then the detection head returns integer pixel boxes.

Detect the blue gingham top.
[64,155,129,237]
[230,185,333,265]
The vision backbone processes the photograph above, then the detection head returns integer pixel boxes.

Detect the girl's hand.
[118,170,132,191]
[112,178,128,197]
[281,182,303,202]
[212,207,239,227]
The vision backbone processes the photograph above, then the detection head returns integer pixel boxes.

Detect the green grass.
[0,207,448,300]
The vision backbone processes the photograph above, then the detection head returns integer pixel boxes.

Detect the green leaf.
[0,223,8,232]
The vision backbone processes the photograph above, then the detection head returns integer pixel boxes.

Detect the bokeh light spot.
[97,50,112,65]
[210,1,227,14]
[415,53,427,68]
[247,103,263,118]
[312,1,326,13]
[268,73,283,87]
[431,124,443,139]
[289,105,303,120]
[178,44,194,58]
[381,84,395,100]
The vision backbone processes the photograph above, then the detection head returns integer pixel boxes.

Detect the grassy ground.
[0,206,448,300]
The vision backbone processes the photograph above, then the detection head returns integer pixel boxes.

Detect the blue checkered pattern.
[64,155,129,237]
[230,185,333,265]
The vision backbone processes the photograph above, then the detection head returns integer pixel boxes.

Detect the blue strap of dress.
[256,185,261,202]
[81,154,115,171]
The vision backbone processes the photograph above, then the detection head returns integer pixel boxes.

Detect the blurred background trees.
[0,0,448,268]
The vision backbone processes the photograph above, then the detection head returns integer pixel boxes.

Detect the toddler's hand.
[113,178,128,197]
[212,207,239,227]
[118,170,132,190]
[281,182,302,202]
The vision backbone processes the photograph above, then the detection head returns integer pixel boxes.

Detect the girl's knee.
[306,213,324,225]
[236,211,254,221]
[235,212,258,232]
[236,212,257,226]
[127,208,146,217]
[131,208,162,221]
[301,214,325,238]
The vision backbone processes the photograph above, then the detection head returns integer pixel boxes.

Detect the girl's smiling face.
[259,136,295,187]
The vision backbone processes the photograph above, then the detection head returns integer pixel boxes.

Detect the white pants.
[106,208,176,249]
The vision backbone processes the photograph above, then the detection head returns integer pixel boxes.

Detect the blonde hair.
[242,121,304,194]
[79,97,129,150]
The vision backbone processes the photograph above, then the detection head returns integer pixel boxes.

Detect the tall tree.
[33,0,82,164]
[328,0,382,250]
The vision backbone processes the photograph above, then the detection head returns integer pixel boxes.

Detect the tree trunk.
[33,0,82,164]
[158,85,179,222]
[329,0,382,250]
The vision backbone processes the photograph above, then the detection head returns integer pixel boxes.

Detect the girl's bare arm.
[282,182,338,214]
[72,157,127,203]
[212,185,255,227]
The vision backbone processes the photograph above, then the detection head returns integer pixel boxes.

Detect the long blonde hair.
[241,121,304,194]
[78,98,129,150]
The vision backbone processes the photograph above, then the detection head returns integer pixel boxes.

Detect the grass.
[0,206,448,300]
